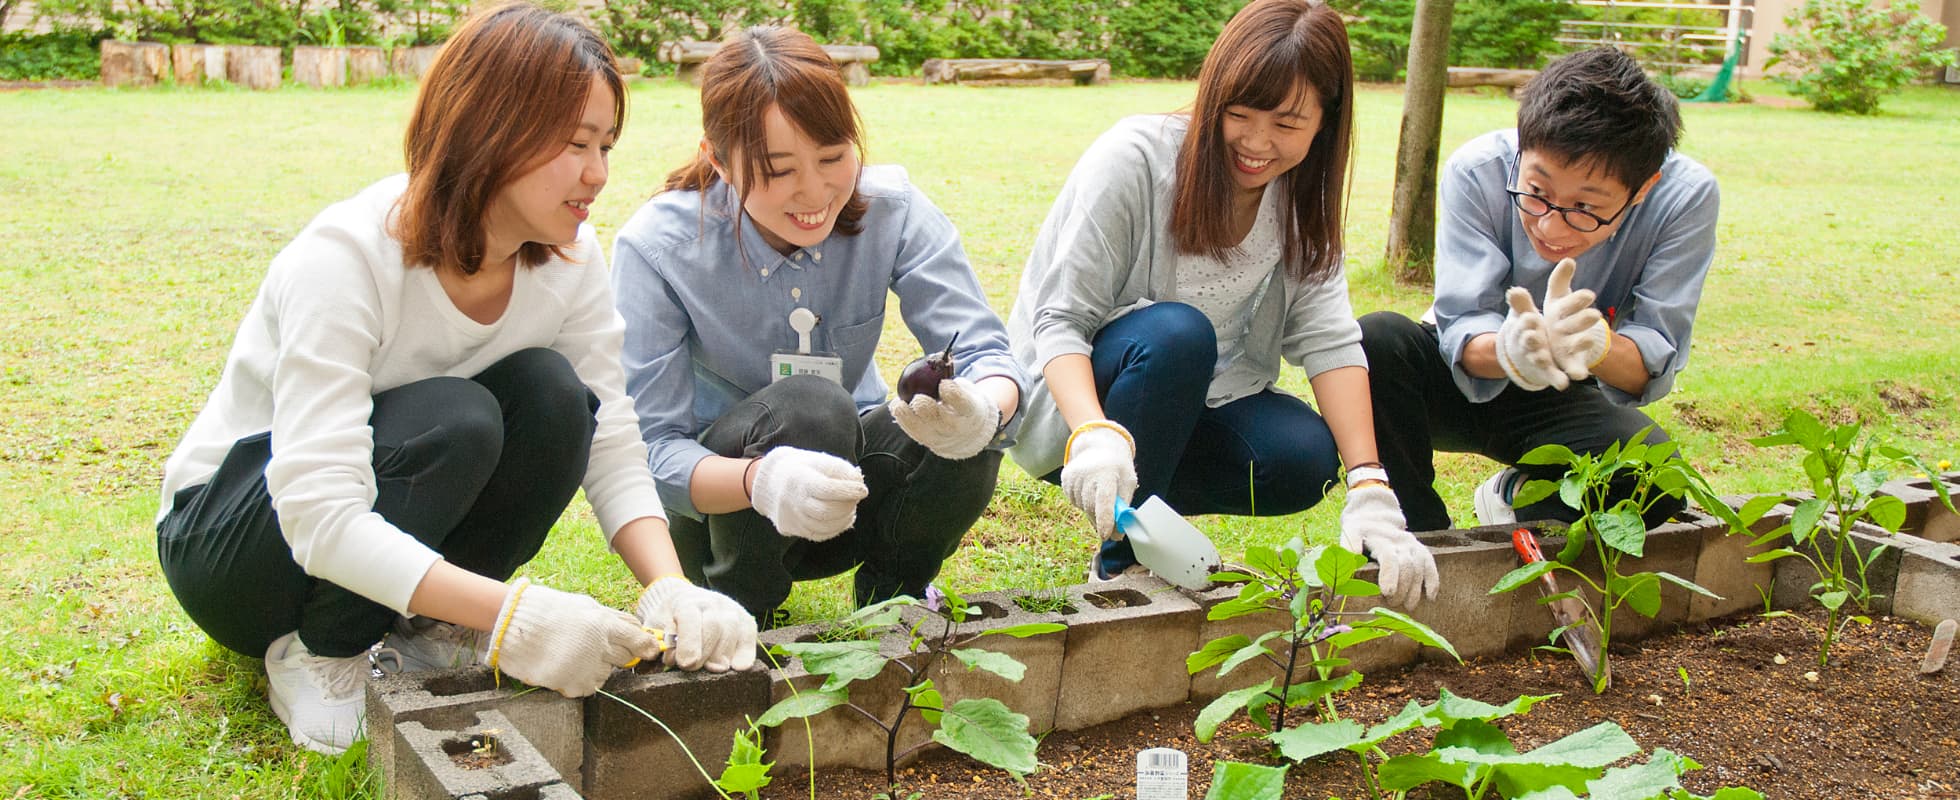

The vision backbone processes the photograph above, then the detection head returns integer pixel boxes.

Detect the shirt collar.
[711,181,830,283]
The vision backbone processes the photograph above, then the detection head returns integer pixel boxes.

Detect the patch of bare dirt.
[773,609,1959,799]
[1879,381,1937,415]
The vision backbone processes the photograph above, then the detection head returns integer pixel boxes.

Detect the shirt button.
[812,251,823,262]
[760,268,769,277]
[791,288,802,300]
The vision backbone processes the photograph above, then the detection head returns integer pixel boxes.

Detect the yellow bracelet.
[1064,420,1135,463]
[486,577,531,672]
[1587,319,1613,369]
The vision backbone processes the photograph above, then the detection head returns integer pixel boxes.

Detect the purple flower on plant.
[924,583,946,612]
[1312,624,1353,644]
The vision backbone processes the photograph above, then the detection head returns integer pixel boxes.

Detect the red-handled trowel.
[1512,527,1609,689]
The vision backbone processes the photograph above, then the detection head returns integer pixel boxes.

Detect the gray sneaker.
[382,616,488,674]
[1473,467,1522,526]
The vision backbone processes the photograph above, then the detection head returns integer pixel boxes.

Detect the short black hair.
[1517,47,1681,195]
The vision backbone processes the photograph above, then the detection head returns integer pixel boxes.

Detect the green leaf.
[1518,720,1641,768]
[1611,573,1663,618]
[1596,509,1648,556]
[981,622,1066,638]
[1512,478,1559,509]
[1195,680,1275,743]
[1189,634,1255,676]
[1559,477,1589,513]
[1360,607,1461,661]
[932,697,1038,777]
[1281,672,1363,708]
[1784,409,1828,450]
[1654,571,1722,600]
[1434,718,1517,756]
[1519,443,1577,466]
[1819,590,1849,610]
[714,762,773,794]
[950,648,1026,682]
[1214,640,1279,679]
[1491,561,1559,595]
[1269,718,1368,761]
[1512,787,1584,800]
[1363,699,1433,745]
[1322,627,1389,650]
[1865,495,1907,533]
[1791,498,1826,545]
[1694,787,1769,800]
[1209,595,1274,622]
[1377,752,1478,792]
[1850,469,1890,497]
[906,679,944,724]
[1426,687,1555,725]
[1203,761,1289,800]
[1585,747,1697,798]
[1314,543,1369,590]
[1243,545,1287,580]
[774,640,887,692]
[1736,495,1788,527]
[756,688,849,727]
[1745,547,1804,564]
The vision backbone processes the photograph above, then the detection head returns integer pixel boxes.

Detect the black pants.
[1358,312,1683,532]
[665,375,1001,623]
[157,348,597,658]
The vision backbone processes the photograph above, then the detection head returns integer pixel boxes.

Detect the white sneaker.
[264,631,370,755]
[1473,468,1522,526]
[383,616,488,673]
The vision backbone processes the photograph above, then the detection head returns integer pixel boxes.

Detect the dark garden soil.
[767,608,1960,799]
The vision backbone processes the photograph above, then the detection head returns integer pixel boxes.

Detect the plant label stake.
[1135,746,1188,800]
[1922,618,1956,675]
[1512,527,1608,688]
[1112,496,1222,590]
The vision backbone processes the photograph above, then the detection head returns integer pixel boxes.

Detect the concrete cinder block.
[1690,500,1783,621]
[1892,536,1960,626]
[1185,580,1297,699]
[581,660,771,800]
[1405,526,1552,663]
[1611,511,1713,641]
[367,667,583,800]
[760,621,931,772]
[906,591,1066,734]
[396,709,567,800]
[1770,517,1905,617]
[1879,473,1960,544]
[1053,574,1202,731]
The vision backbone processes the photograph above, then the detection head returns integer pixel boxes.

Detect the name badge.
[769,351,844,384]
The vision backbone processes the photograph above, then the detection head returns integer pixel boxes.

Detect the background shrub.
[1768,0,1958,114]
[0,28,105,80]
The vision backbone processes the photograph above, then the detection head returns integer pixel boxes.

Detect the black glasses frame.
[1504,159,1632,233]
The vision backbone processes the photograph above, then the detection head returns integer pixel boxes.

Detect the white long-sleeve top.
[158,175,665,614]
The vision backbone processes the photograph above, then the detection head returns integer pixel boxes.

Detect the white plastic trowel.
[1111,496,1223,590]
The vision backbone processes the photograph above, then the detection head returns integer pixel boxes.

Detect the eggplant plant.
[757,592,1063,787]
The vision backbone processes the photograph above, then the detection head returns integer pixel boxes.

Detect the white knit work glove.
[635,576,758,673]
[888,377,1001,461]
[1540,258,1611,382]
[487,578,663,697]
[1060,422,1138,541]
[749,446,868,542]
[1338,486,1441,610]
[1496,287,1567,392]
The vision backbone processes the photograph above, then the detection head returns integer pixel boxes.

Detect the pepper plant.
[1740,408,1955,666]
[1490,429,1741,693]
[757,592,1063,787]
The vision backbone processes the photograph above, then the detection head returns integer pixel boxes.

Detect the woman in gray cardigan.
[1005,0,1438,608]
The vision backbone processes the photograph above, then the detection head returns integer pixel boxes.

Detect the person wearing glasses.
[1357,46,1719,531]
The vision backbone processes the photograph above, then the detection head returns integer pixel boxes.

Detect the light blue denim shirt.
[1434,130,1720,406]
[613,165,1026,519]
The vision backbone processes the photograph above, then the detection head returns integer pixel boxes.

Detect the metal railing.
[1558,0,1751,69]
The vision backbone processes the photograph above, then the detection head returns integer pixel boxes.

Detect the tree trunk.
[292,46,348,88]
[1385,0,1457,286]
[921,58,1109,85]
[347,46,387,85]
[100,41,169,87]
[227,45,282,90]
[390,45,442,82]
[171,44,226,86]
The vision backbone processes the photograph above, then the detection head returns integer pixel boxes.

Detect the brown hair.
[663,26,867,239]
[393,2,624,275]
[1170,0,1354,284]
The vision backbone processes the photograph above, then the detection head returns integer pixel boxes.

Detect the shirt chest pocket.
[822,312,886,358]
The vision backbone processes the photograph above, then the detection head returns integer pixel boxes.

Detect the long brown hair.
[393,2,624,275]
[663,26,867,238]
[1171,0,1354,284]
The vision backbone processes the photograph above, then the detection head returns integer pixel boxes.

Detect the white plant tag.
[1136,747,1187,800]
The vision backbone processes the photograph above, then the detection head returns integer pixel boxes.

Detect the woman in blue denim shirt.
[612,26,1026,625]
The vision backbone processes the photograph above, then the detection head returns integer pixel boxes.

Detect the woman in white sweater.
[155,4,753,756]
[1006,0,1438,607]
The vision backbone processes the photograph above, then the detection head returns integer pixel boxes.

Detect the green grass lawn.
[3,78,1958,797]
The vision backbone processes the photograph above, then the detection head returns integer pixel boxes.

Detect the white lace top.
[1174,184,1283,381]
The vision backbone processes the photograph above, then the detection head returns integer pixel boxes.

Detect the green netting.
[1688,39,1741,103]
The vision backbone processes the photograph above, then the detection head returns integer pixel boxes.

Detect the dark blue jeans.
[665,375,1001,624]
[157,348,597,658]
[1041,303,1342,575]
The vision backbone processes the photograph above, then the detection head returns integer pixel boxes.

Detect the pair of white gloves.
[484,575,759,697]
[741,376,1002,542]
[1060,421,1440,609]
[1496,258,1613,392]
